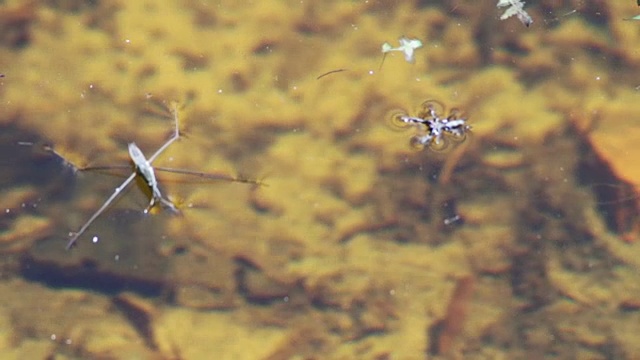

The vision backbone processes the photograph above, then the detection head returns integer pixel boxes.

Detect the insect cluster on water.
[389,100,471,151]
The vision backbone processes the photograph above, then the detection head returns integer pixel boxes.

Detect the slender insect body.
[128,142,157,189]
[128,142,178,213]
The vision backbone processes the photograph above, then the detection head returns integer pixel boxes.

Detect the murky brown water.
[1,1,640,359]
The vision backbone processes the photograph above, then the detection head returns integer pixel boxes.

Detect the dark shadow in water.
[20,251,165,297]
[0,123,77,201]
[575,128,639,235]
[1,122,172,298]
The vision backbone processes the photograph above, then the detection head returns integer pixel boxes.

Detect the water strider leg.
[65,172,137,250]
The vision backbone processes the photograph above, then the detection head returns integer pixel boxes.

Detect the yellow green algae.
[1,0,640,359]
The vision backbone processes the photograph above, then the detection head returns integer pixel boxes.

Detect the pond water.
[1,1,640,359]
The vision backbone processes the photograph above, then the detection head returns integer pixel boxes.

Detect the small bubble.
[92,236,99,243]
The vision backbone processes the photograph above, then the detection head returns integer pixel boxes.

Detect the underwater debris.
[380,36,423,69]
[389,100,471,152]
[428,276,475,356]
[497,0,533,27]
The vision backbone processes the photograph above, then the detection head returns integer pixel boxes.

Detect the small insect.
[389,100,471,151]
[127,142,178,213]
[380,36,423,70]
[497,0,533,27]
[56,102,261,250]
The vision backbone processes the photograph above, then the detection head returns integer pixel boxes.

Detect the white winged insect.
[380,36,423,70]
[497,0,533,27]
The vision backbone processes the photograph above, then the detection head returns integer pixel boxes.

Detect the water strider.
[48,102,262,250]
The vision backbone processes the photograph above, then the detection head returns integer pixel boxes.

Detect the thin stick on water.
[316,68,348,80]
[378,53,388,71]
[66,103,181,250]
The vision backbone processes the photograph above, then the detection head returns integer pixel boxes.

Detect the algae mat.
[1,1,640,359]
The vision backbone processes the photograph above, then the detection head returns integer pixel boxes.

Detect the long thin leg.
[80,164,130,172]
[152,167,263,185]
[142,103,181,214]
[80,165,263,186]
[65,172,137,250]
[148,103,180,163]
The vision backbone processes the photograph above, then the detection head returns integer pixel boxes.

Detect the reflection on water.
[1,0,640,359]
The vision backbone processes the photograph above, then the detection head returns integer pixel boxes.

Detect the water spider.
[388,100,471,151]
